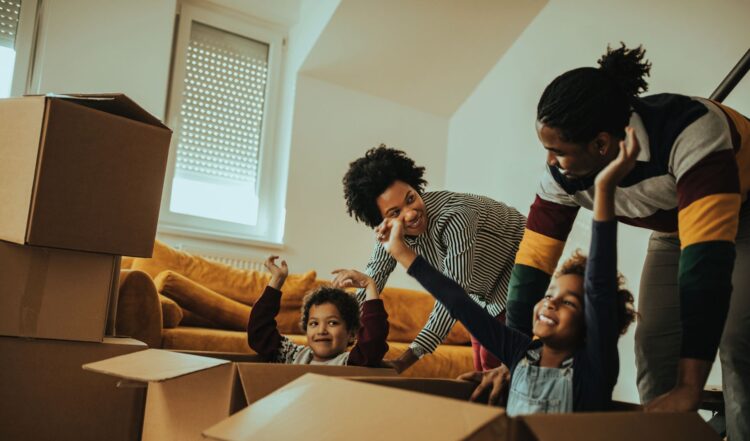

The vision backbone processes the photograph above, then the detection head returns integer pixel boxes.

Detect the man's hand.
[376,219,417,268]
[264,255,288,290]
[331,269,379,300]
[457,365,511,406]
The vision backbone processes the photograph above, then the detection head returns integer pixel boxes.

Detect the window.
[0,0,21,97]
[161,3,286,245]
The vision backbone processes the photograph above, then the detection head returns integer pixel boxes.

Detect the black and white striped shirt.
[357,191,526,357]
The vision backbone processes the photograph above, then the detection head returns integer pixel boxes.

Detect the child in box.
[247,256,389,366]
[377,129,639,414]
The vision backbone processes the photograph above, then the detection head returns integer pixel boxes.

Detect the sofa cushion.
[155,271,252,331]
[160,327,474,379]
[380,286,472,345]
[131,240,317,308]
[159,294,183,328]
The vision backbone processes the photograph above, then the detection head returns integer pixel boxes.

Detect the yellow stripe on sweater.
[515,228,566,275]
[679,193,741,248]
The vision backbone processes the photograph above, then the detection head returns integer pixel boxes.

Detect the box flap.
[347,377,480,402]
[235,362,396,405]
[40,93,170,129]
[204,373,506,441]
[519,412,720,441]
[83,349,229,382]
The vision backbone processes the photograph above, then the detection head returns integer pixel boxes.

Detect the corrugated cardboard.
[0,240,119,342]
[0,93,172,257]
[202,373,508,441]
[511,411,721,441]
[84,349,396,441]
[0,336,147,441]
[203,374,720,441]
[348,376,484,402]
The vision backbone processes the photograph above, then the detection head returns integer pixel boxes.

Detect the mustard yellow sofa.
[116,241,474,378]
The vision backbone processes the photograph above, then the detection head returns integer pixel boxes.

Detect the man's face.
[305,302,354,361]
[537,122,610,180]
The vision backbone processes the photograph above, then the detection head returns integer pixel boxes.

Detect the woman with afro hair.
[341,145,526,374]
[502,43,750,437]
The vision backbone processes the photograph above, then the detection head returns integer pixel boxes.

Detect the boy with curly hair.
[247,256,389,366]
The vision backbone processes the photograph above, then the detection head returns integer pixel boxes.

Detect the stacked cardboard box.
[0,94,172,441]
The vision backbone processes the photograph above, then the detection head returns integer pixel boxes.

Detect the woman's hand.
[264,255,288,290]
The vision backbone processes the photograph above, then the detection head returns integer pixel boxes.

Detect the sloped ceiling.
[300,0,547,116]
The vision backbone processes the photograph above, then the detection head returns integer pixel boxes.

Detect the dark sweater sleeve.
[246,286,284,359]
[407,255,531,365]
[347,299,390,366]
[583,220,621,388]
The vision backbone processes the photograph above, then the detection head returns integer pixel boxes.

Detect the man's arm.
[506,194,579,336]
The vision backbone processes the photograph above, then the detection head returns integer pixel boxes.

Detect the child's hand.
[377,219,417,269]
[595,126,641,190]
[331,269,374,289]
[264,255,288,290]
[332,269,379,301]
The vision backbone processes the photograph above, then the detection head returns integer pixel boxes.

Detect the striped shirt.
[357,191,526,357]
[506,94,750,361]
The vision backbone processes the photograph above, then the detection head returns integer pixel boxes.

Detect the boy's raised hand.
[331,269,373,289]
[264,255,288,290]
[595,126,641,190]
[331,269,380,301]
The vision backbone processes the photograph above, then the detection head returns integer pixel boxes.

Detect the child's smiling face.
[305,302,355,361]
[532,274,585,348]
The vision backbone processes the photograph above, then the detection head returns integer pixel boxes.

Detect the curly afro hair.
[299,286,361,335]
[343,144,428,228]
[556,250,637,336]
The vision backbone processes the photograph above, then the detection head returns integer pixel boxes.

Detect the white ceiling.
[299,0,547,116]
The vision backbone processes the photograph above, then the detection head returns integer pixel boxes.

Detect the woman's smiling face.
[375,180,428,236]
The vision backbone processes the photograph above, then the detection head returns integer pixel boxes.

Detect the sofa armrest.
[116,269,163,348]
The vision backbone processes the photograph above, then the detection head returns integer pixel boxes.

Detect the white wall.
[281,74,448,289]
[27,0,176,120]
[446,0,750,403]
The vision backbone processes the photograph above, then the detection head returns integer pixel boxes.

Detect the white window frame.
[159,1,286,248]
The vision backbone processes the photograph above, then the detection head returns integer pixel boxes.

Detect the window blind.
[0,0,21,49]
[175,21,269,187]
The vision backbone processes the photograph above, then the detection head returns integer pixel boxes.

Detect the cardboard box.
[0,93,172,257]
[349,376,485,402]
[0,240,119,342]
[202,373,507,441]
[203,374,721,441]
[510,412,721,441]
[83,349,397,441]
[0,336,147,441]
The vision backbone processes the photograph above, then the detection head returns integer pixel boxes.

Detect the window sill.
[156,223,284,250]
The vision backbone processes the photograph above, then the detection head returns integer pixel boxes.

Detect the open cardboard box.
[0,239,120,342]
[0,93,172,257]
[202,374,721,441]
[83,349,397,441]
[0,336,147,441]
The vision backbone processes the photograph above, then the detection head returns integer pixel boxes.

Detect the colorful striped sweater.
[506,94,749,361]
